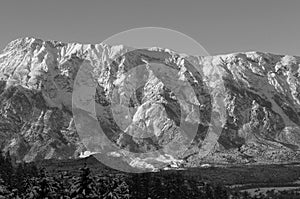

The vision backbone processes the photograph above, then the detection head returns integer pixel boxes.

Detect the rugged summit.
[1,37,300,168]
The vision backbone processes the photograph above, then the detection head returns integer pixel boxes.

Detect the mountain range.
[1,37,300,170]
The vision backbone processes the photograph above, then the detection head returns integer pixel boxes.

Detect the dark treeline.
[1,151,300,198]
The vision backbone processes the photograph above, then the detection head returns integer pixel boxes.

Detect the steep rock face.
[0,37,300,167]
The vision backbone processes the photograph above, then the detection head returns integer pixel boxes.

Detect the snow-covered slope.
[1,37,300,169]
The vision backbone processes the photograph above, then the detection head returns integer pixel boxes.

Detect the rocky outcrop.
[1,37,300,168]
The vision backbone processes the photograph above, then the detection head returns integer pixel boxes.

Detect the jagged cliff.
[1,37,300,169]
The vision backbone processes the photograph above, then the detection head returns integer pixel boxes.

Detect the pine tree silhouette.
[71,163,97,199]
[0,150,13,187]
[39,168,52,198]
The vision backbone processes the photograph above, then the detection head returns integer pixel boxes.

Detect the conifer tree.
[0,150,13,187]
[70,163,97,199]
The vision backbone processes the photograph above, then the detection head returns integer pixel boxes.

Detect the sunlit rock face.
[1,37,300,168]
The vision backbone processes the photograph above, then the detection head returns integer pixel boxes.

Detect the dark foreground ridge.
[2,150,300,198]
